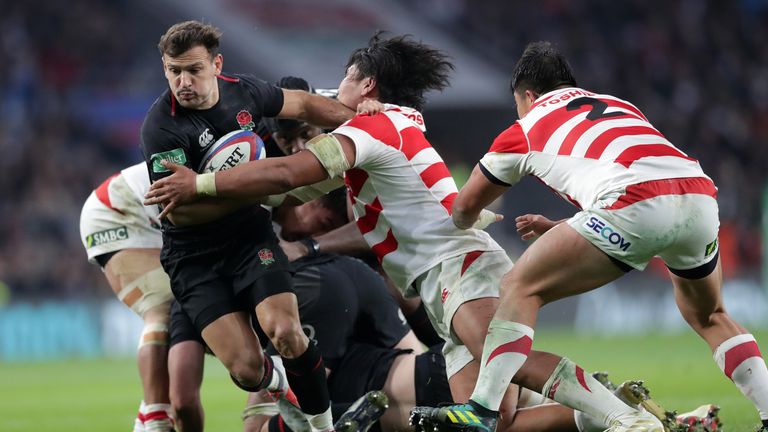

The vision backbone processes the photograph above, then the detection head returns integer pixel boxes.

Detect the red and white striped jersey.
[479,87,711,209]
[121,163,155,214]
[334,105,502,293]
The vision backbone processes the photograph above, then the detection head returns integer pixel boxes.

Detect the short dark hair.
[317,187,348,220]
[157,20,222,58]
[346,32,454,111]
[510,41,577,95]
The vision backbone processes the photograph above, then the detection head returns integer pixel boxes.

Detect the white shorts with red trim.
[412,249,513,378]
[568,177,720,272]
[80,173,162,265]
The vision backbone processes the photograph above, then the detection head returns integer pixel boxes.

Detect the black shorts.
[169,300,204,348]
[327,342,410,403]
[161,231,294,333]
[414,344,452,406]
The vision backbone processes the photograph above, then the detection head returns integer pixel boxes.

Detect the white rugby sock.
[470,320,534,411]
[542,358,637,426]
[143,403,174,432]
[714,334,768,420]
[306,406,334,432]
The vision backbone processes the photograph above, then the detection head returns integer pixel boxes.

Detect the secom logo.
[584,217,631,251]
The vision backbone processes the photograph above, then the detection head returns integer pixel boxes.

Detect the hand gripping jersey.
[334,105,502,294]
[479,87,712,210]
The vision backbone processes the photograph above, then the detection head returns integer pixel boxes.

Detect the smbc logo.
[86,226,129,248]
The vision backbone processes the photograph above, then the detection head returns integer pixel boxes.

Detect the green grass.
[0,330,765,431]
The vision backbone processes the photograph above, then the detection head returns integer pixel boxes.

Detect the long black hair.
[346,32,454,111]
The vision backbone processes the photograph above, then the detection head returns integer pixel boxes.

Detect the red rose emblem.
[258,249,273,260]
[236,110,253,127]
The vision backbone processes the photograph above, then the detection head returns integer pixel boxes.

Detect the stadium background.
[1,0,767,430]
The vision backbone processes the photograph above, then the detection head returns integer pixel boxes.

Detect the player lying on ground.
[145,32,675,430]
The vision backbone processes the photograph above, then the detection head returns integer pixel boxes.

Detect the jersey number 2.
[567,97,624,121]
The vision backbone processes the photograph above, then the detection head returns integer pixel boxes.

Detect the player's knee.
[118,267,173,319]
[171,391,201,418]
[138,322,169,349]
[228,352,267,386]
[264,319,306,358]
[499,272,547,307]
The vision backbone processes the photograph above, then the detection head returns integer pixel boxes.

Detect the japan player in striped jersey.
[415,41,768,432]
[145,33,666,431]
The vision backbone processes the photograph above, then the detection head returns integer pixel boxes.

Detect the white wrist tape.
[288,177,345,203]
[306,133,350,179]
[472,209,499,230]
[195,173,217,197]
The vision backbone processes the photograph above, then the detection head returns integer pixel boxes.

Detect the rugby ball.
[198,130,266,173]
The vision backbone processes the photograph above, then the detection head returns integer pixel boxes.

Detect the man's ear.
[525,89,539,104]
[361,76,377,97]
[213,54,223,75]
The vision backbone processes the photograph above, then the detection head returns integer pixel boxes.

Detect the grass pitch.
[1,329,765,431]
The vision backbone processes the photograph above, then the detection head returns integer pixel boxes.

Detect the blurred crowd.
[408,0,768,275]
[1,0,766,299]
[0,0,162,299]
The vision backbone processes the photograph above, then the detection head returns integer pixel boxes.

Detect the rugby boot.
[616,380,677,428]
[673,404,721,432]
[410,401,497,432]
[334,390,389,432]
[605,411,665,432]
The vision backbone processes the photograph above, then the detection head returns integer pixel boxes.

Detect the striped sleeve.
[334,113,400,168]
[479,122,529,186]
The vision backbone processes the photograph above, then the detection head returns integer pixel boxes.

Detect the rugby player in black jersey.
[140,21,355,432]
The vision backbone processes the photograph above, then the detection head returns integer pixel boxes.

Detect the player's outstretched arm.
[452,164,508,229]
[279,89,354,128]
[145,134,357,219]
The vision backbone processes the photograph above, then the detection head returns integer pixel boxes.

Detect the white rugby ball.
[198,130,266,173]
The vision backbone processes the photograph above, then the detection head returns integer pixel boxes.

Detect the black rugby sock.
[281,343,330,415]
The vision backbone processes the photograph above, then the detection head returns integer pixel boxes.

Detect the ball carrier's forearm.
[167,197,264,227]
[198,134,351,201]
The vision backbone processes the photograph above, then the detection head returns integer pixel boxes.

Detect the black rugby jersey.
[140,73,283,243]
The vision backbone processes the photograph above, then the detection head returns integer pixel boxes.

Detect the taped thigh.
[117,267,173,317]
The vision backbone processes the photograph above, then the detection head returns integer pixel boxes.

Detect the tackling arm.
[279,89,355,128]
[452,164,509,229]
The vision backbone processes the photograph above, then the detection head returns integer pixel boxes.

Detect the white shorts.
[80,173,162,265]
[569,177,720,274]
[413,249,513,378]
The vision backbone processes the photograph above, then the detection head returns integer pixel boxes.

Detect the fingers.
[161,160,182,172]
[157,201,176,220]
